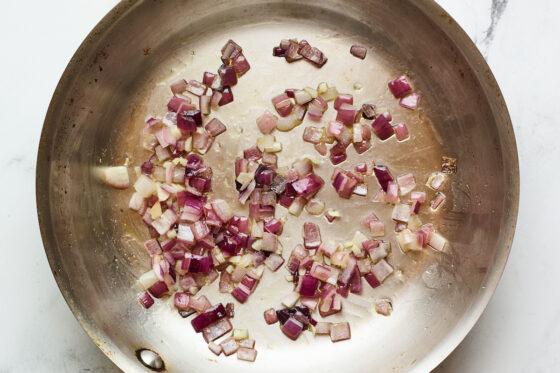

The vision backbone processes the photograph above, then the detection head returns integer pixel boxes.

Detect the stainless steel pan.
[36,0,519,372]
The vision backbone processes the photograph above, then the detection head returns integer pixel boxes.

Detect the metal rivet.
[136,349,164,371]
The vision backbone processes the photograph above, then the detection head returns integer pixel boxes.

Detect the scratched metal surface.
[36,0,518,372]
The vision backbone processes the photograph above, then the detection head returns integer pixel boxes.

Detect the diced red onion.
[208,342,222,356]
[261,232,278,252]
[281,317,304,340]
[335,103,356,125]
[392,203,412,222]
[272,93,294,117]
[410,191,427,203]
[431,192,446,210]
[399,93,420,110]
[218,65,238,87]
[371,259,393,282]
[428,232,447,252]
[232,284,251,303]
[353,183,368,196]
[139,292,155,308]
[330,322,351,342]
[388,75,412,98]
[303,222,321,249]
[187,80,207,96]
[191,303,227,332]
[371,114,394,140]
[220,337,239,356]
[264,253,285,272]
[256,110,277,134]
[202,72,216,86]
[329,142,347,165]
[211,90,222,109]
[292,174,324,198]
[264,308,278,324]
[299,274,319,297]
[397,173,416,195]
[373,165,393,191]
[218,86,234,106]
[327,120,344,138]
[394,123,409,140]
[332,169,358,199]
[148,281,169,298]
[385,181,399,203]
[232,53,251,76]
[298,40,328,67]
[237,347,257,362]
[243,146,262,161]
[167,94,191,112]
[170,79,187,94]
[350,44,367,59]
[204,118,226,137]
[221,39,242,61]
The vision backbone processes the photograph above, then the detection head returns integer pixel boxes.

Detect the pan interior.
[37,1,515,372]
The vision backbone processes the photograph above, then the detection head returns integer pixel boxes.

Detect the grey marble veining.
[1,0,558,372]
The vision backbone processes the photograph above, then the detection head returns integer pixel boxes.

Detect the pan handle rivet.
[136,349,164,371]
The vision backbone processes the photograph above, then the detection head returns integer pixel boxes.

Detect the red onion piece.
[394,123,409,140]
[167,94,191,112]
[298,40,328,67]
[385,181,399,203]
[373,165,393,192]
[334,94,353,110]
[371,259,393,282]
[220,337,239,356]
[187,80,207,96]
[303,222,321,249]
[330,322,351,342]
[232,284,251,303]
[327,120,344,138]
[199,95,211,116]
[350,45,367,59]
[388,75,412,98]
[261,232,278,252]
[272,93,294,117]
[264,253,285,272]
[232,53,251,76]
[204,118,226,137]
[332,169,358,199]
[335,103,356,125]
[139,292,155,309]
[397,173,416,195]
[264,308,279,324]
[431,192,446,210]
[239,339,255,349]
[191,303,227,332]
[281,318,304,340]
[202,71,216,86]
[218,86,234,106]
[170,79,187,94]
[371,114,394,140]
[256,110,277,134]
[399,93,420,110]
[329,142,347,165]
[299,274,319,297]
[291,174,324,198]
[237,347,257,362]
[208,342,222,356]
[218,65,238,87]
[273,46,285,56]
[219,272,233,293]
[410,191,426,203]
[148,281,169,298]
[210,90,222,109]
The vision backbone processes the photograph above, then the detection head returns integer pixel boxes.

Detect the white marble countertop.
[1,0,558,372]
